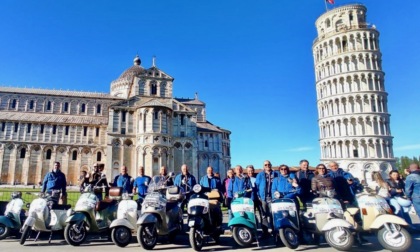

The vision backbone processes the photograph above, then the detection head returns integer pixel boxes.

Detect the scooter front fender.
[228,217,256,230]
[110,218,135,230]
[23,216,36,228]
[370,214,408,229]
[65,212,88,224]
[0,215,15,229]
[321,218,353,231]
[273,217,299,231]
[137,214,158,225]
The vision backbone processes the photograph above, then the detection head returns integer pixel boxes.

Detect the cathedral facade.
[0,55,231,185]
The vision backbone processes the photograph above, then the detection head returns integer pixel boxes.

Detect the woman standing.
[223,169,235,220]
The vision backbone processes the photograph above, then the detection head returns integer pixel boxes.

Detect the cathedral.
[0,55,231,185]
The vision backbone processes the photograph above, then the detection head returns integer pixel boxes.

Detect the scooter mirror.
[168,172,175,178]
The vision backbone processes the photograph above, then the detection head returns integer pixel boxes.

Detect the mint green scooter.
[228,192,258,247]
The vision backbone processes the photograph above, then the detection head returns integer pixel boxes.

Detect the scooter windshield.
[147,175,165,193]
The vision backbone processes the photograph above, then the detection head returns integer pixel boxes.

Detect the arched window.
[64,102,69,112]
[151,83,157,95]
[29,100,34,109]
[97,104,101,114]
[97,152,102,161]
[205,140,209,147]
[81,103,86,113]
[72,150,77,160]
[11,99,17,109]
[20,148,26,158]
[46,149,52,160]
[46,101,51,111]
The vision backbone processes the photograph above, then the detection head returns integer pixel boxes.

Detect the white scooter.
[20,190,70,245]
[109,193,140,247]
[0,192,25,240]
[344,189,412,252]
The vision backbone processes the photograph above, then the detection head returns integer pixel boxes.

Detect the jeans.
[412,197,420,219]
[260,200,271,234]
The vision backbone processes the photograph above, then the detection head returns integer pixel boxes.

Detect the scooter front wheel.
[137,224,157,250]
[0,224,10,240]
[279,228,299,249]
[325,227,354,251]
[232,226,254,247]
[111,226,132,247]
[19,225,31,245]
[189,227,204,251]
[378,225,412,252]
[64,222,87,246]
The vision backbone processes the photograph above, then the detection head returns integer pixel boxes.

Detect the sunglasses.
[317,167,326,170]
[280,168,288,171]
[264,164,271,166]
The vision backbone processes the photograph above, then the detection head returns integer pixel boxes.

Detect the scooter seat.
[51,204,71,210]
[96,199,115,212]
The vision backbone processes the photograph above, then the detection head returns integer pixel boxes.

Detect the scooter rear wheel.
[0,224,10,240]
[325,227,354,251]
[19,225,31,245]
[279,228,299,249]
[232,226,254,247]
[378,225,412,252]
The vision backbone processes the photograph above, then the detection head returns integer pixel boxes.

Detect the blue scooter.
[228,190,258,247]
[271,191,300,249]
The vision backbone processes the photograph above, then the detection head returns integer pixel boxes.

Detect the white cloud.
[287,147,314,152]
[394,144,420,151]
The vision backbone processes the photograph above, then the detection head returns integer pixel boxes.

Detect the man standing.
[328,161,356,204]
[405,163,420,219]
[133,166,151,198]
[255,160,280,237]
[42,161,67,204]
[199,166,222,190]
[112,165,133,194]
[159,166,174,186]
[90,163,108,200]
[296,159,315,204]
[247,165,262,222]
[174,164,197,210]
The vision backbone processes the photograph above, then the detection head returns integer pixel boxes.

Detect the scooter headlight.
[193,184,202,194]
[274,191,281,199]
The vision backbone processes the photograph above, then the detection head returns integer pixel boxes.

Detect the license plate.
[188,220,195,227]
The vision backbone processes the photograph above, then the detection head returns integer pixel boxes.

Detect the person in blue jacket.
[271,164,301,199]
[199,166,222,191]
[255,160,280,237]
[42,161,67,204]
[112,165,134,194]
[133,166,151,199]
[228,165,252,198]
[174,164,197,210]
[328,161,357,204]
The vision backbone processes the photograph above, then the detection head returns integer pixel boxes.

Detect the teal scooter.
[227,190,258,247]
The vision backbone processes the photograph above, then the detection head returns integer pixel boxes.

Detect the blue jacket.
[271,173,301,199]
[227,175,252,199]
[42,170,67,195]
[328,168,356,202]
[405,170,420,199]
[133,175,151,196]
[112,174,133,193]
[199,175,222,191]
[255,170,280,200]
[174,173,197,192]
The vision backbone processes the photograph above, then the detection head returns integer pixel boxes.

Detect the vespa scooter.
[136,175,184,250]
[109,193,140,247]
[271,191,300,249]
[0,191,25,240]
[228,190,258,247]
[64,185,120,246]
[20,190,70,245]
[344,189,412,252]
[301,194,355,251]
[187,184,223,251]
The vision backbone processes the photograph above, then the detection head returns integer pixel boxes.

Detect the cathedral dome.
[110,55,145,97]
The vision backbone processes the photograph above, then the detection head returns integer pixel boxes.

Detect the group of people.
[41,160,420,235]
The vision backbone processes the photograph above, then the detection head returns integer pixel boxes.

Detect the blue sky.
[0,0,419,169]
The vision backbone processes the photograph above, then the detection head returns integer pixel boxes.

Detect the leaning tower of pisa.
[312,4,395,180]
